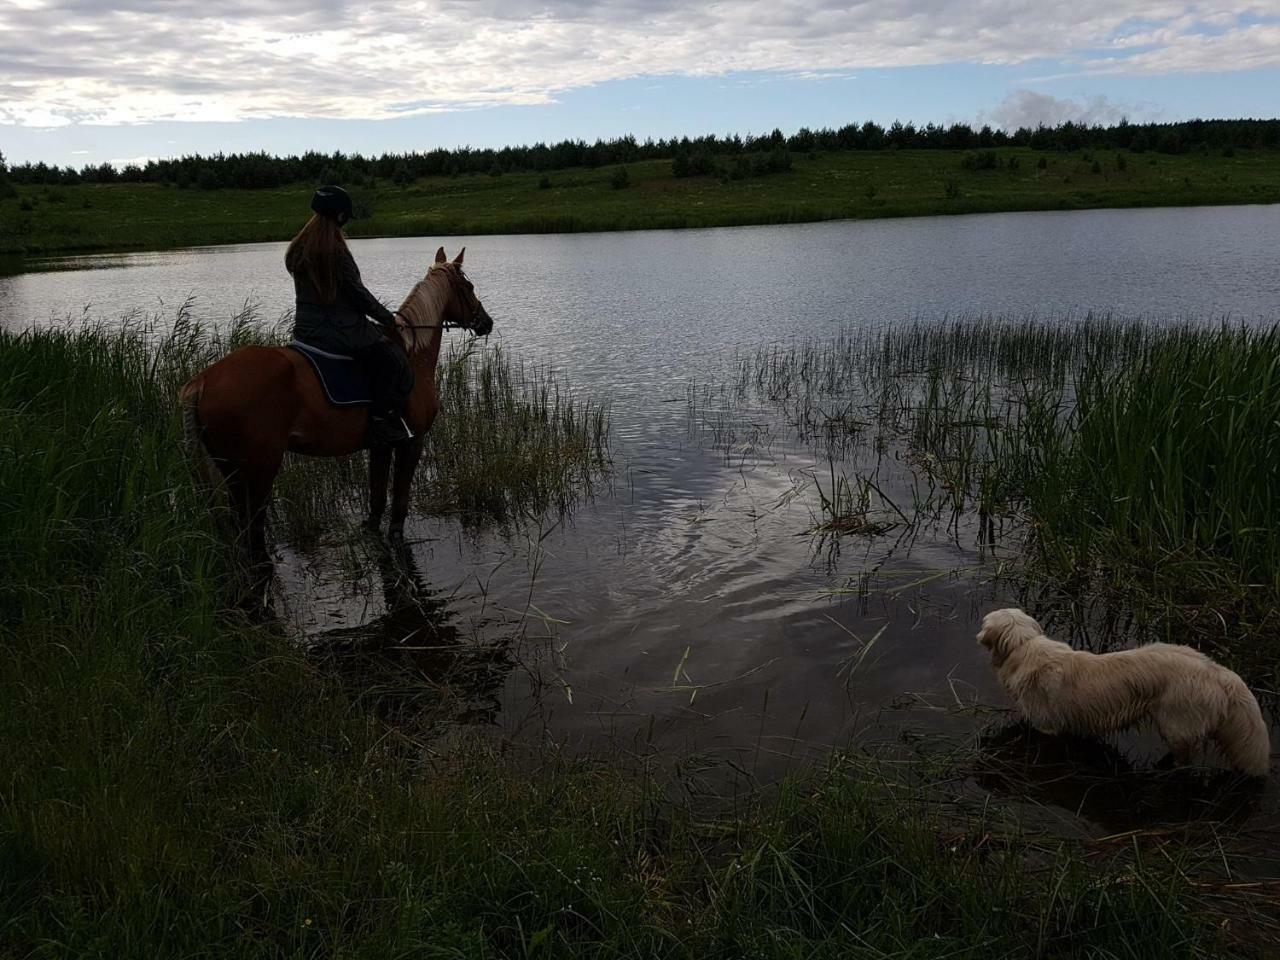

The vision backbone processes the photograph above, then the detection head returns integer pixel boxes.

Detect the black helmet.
[311,185,353,224]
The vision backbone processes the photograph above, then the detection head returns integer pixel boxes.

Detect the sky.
[1,1,1278,167]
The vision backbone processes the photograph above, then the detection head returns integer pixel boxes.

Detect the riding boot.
[367,406,413,447]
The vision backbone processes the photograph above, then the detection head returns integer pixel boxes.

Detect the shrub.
[672,151,718,178]
[960,150,999,172]
[610,166,630,190]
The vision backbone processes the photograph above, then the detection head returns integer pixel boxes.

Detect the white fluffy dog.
[977,608,1270,776]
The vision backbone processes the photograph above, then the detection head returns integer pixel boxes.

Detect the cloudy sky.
[2,0,1278,165]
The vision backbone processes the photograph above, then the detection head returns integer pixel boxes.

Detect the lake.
[6,204,1280,832]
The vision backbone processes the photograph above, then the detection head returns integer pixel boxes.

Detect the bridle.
[397,265,484,332]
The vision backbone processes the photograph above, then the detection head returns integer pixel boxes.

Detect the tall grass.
[722,315,1280,660]
[425,339,610,521]
[9,306,612,547]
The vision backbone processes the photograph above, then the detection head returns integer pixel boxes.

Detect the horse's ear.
[453,247,465,265]
[434,247,447,264]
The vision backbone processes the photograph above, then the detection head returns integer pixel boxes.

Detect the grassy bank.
[3,146,1279,255]
[2,320,1270,954]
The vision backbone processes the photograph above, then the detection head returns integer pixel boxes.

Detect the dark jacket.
[291,248,396,354]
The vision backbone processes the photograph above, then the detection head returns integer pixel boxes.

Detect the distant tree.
[0,152,14,199]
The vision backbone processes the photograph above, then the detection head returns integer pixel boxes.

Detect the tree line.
[5,117,1279,190]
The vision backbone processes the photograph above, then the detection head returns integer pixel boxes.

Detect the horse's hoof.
[362,516,383,533]
[388,522,406,542]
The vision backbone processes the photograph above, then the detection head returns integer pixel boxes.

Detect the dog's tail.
[1216,674,1271,777]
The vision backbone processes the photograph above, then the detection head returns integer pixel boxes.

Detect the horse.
[180,246,493,601]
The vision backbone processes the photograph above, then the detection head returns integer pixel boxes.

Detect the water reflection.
[305,536,514,725]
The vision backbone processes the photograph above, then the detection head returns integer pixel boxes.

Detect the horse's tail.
[180,377,223,500]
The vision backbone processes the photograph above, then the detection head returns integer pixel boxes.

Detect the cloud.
[982,90,1160,130]
[0,1,1276,127]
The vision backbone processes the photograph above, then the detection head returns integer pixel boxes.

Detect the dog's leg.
[1156,712,1203,769]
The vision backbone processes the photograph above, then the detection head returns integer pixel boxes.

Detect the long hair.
[285,214,347,304]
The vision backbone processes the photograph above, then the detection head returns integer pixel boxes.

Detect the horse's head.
[433,247,494,337]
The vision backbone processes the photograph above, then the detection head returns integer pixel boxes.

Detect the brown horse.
[180,246,493,598]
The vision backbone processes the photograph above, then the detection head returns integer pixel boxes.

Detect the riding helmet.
[311,185,354,224]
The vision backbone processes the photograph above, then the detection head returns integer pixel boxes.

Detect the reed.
[5,305,611,548]
[721,315,1280,661]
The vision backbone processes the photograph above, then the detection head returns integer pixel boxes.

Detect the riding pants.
[352,340,415,415]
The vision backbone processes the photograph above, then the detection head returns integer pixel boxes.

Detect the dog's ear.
[977,608,1033,664]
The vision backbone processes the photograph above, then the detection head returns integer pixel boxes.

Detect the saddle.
[287,340,373,407]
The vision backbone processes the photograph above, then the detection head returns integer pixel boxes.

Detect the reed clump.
[10,305,612,544]
[725,315,1280,660]
[424,339,610,521]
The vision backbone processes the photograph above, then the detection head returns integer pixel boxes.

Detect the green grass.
[3,146,1279,255]
[720,316,1280,673]
[1,311,1269,955]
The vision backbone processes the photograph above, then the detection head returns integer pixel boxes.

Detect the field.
[3,313,1280,956]
[3,146,1279,255]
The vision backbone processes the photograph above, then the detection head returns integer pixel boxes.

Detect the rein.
[397,265,483,336]
[398,320,461,331]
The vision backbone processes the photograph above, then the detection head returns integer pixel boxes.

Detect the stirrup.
[367,413,414,447]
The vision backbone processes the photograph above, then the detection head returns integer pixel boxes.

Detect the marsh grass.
[14,304,612,549]
[717,315,1280,668]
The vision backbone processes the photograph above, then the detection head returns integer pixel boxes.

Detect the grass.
[2,146,1278,255]
[716,316,1280,675]
[1,309,1272,955]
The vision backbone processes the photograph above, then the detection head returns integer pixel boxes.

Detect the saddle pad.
[287,340,373,407]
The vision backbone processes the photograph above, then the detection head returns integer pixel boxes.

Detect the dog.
[977,608,1270,776]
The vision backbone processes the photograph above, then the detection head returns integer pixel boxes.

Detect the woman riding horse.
[288,185,414,447]
[182,224,494,605]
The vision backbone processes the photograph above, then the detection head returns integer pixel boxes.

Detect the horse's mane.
[394,265,451,354]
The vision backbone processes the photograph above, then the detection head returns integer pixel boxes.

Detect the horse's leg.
[366,444,393,530]
[223,456,281,611]
[388,436,424,537]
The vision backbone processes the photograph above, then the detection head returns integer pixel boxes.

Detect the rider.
[287,185,414,446]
